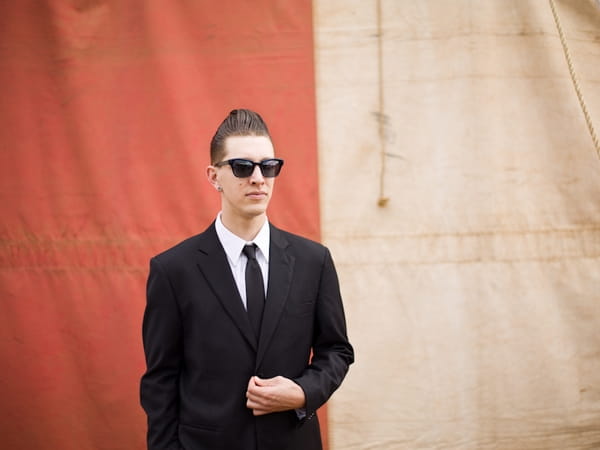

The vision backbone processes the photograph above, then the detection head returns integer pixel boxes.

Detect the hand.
[246,376,306,416]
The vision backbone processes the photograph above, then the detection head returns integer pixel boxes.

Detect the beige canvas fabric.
[314,0,600,448]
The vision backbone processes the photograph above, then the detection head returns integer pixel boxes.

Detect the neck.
[220,211,266,242]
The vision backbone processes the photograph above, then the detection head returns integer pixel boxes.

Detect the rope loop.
[549,0,600,161]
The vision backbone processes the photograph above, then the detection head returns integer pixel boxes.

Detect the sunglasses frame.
[214,158,284,178]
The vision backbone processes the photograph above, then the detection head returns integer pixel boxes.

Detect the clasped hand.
[246,375,306,416]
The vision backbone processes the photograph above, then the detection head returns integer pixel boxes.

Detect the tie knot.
[242,244,257,261]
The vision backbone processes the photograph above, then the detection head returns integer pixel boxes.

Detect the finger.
[246,389,268,407]
[246,395,262,409]
[247,395,271,415]
[254,375,279,387]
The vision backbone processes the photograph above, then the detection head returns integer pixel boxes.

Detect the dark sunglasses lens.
[228,159,283,178]
[230,160,254,177]
[259,160,282,177]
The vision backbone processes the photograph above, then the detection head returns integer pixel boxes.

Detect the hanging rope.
[549,0,600,161]
[374,1,598,207]
[376,0,389,207]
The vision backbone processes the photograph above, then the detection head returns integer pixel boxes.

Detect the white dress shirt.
[215,213,269,309]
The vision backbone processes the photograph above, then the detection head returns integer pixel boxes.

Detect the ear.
[206,165,221,192]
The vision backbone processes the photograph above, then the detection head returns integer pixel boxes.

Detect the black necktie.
[243,244,265,338]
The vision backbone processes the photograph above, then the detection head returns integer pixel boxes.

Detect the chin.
[251,209,268,218]
[243,206,268,219]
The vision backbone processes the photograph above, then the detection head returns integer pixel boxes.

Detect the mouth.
[246,191,268,200]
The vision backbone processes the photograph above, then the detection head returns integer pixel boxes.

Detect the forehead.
[222,135,274,160]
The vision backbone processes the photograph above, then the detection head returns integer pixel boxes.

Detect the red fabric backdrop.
[0,1,322,448]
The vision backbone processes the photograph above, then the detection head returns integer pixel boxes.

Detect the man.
[140,109,354,450]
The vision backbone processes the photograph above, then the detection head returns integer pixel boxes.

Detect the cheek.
[222,178,243,190]
[228,180,247,197]
[235,181,247,194]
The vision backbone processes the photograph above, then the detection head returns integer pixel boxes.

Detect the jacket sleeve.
[140,257,183,449]
[293,248,354,418]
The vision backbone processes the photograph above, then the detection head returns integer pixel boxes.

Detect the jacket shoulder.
[151,223,215,266]
[271,225,328,256]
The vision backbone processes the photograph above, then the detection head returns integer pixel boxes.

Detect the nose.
[249,164,265,183]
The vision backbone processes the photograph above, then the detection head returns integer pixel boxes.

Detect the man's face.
[211,135,277,222]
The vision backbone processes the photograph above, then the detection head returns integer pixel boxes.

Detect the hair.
[210,109,272,164]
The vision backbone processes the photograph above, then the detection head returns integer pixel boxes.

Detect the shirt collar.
[215,213,270,266]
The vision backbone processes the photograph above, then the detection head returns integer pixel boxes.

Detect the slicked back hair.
[210,109,272,164]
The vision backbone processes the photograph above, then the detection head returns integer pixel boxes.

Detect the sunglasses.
[214,158,284,178]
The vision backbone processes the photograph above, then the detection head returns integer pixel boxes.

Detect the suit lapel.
[196,223,257,352]
[256,225,294,368]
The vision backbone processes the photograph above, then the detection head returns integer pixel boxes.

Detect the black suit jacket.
[140,222,354,450]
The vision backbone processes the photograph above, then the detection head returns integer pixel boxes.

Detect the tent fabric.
[0,1,321,449]
[313,0,600,448]
[3,0,600,449]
